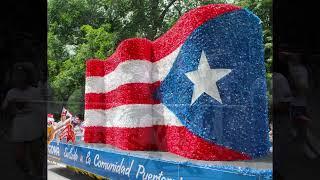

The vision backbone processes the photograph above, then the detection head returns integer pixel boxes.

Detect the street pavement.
[48,162,94,180]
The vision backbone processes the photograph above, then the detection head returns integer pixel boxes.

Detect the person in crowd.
[1,63,46,178]
[273,70,293,180]
[286,52,319,159]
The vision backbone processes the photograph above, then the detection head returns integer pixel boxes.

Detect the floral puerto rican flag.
[84,4,270,161]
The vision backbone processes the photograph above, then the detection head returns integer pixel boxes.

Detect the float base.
[48,140,272,180]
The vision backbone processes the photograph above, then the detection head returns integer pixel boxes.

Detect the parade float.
[48,4,272,179]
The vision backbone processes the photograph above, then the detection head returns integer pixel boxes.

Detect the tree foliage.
[48,0,272,115]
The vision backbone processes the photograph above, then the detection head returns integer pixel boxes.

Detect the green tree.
[48,0,112,45]
[66,87,85,116]
[49,24,116,113]
[48,0,116,114]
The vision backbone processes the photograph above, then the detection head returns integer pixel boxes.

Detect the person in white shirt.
[1,63,45,177]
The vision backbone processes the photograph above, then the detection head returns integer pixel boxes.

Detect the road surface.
[48,162,94,180]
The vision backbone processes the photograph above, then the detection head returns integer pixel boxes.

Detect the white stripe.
[85,46,181,94]
[84,104,183,128]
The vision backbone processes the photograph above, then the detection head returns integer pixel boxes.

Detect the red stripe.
[153,4,240,61]
[84,125,250,161]
[85,82,160,110]
[84,126,157,150]
[155,126,250,161]
[85,59,106,77]
[86,38,153,77]
[86,4,240,77]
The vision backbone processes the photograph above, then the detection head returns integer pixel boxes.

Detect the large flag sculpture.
[84,4,270,161]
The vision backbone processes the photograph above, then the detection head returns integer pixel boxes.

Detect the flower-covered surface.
[84,4,270,161]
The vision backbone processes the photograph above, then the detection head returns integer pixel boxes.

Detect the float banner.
[48,141,271,180]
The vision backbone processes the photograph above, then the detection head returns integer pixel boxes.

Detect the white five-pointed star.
[185,51,232,105]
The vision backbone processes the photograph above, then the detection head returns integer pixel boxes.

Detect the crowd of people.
[47,107,85,145]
